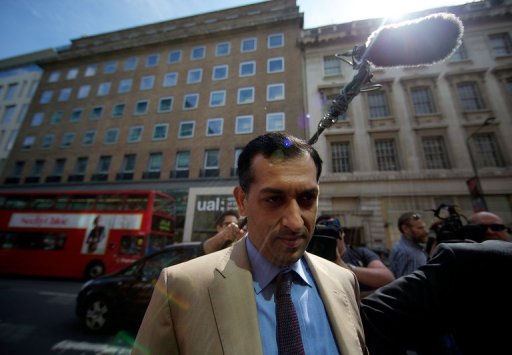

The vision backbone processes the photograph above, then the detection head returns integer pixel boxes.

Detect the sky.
[0,0,473,61]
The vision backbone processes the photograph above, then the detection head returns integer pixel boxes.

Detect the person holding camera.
[469,211,510,241]
[314,216,395,298]
[202,209,246,254]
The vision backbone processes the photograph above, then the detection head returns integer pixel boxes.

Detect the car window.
[141,247,197,280]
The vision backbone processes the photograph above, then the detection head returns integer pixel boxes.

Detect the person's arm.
[202,223,245,254]
[351,258,395,289]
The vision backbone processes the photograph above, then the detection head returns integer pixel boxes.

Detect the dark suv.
[76,242,203,334]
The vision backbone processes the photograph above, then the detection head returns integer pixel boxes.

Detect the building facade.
[0,0,306,241]
[0,49,57,174]
[302,0,512,248]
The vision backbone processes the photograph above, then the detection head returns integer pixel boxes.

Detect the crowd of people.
[132,132,511,355]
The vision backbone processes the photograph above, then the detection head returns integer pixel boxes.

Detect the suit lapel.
[209,238,263,354]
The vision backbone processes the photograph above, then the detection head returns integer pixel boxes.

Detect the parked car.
[76,241,203,334]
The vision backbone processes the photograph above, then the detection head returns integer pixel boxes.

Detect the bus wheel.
[84,261,105,279]
[83,296,114,334]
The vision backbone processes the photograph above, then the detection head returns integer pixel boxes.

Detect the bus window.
[120,235,144,255]
[5,196,29,209]
[31,195,57,209]
[68,195,96,210]
[96,194,124,211]
[0,231,67,250]
[154,194,175,215]
[55,196,69,209]
[125,195,148,211]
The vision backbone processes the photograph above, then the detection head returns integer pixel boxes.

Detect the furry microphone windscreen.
[364,13,464,68]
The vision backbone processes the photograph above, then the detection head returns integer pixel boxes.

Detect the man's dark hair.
[237,132,323,192]
[215,210,240,227]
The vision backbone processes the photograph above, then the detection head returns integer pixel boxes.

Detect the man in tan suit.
[133,132,368,355]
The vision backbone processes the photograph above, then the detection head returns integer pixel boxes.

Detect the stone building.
[302,0,512,248]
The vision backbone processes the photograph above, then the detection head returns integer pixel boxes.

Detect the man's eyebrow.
[259,187,319,195]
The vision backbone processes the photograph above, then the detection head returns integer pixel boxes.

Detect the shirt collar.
[246,235,311,294]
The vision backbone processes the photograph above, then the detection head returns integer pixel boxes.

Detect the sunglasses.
[479,224,506,232]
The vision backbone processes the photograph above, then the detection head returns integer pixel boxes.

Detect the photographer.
[469,211,510,242]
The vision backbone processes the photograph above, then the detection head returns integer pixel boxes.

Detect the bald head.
[469,211,509,241]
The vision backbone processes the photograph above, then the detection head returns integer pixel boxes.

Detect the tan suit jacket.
[133,236,368,355]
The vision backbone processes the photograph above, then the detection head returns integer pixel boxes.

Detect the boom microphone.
[363,13,464,68]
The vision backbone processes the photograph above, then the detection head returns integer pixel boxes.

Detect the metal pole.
[465,117,495,211]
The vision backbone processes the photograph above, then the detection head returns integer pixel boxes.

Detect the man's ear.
[233,186,247,215]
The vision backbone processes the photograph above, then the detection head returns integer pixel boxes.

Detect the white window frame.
[266,112,285,132]
[178,121,195,138]
[267,57,284,73]
[267,33,284,48]
[183,93,199,110]
[190,46,206,60]
[158,96,174,113]
[187,68,203,84]
[209,90,226,107]
[134,100,149,115]
[237,87,255,104]
[235,115,253,134]
[212,65,228,80]
[104,128,120,144]
[163,72,178,87]
[81,130,96,146]
[127,125,144,143]
[215,42,231,56]
[206,118,224,136]
[267,83,285,101]
[77,85,91,99]
[241,38,257,52]
[239,61,256,77]
[152,123,169,141]
[139,75,155,90]
[168,50,182,64]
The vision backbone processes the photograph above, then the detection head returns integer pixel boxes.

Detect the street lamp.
[465,116,495,212]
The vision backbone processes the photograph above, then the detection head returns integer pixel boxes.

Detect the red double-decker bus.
[0,190,176,279]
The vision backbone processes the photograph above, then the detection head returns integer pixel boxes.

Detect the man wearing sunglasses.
[469,211,510,241]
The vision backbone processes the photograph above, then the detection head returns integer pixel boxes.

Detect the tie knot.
[276,271,293,297]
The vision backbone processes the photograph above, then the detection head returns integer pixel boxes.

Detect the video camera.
[307,224,339,262]
[429,203,486,244]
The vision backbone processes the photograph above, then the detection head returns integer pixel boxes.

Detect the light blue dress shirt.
[246,237,340,354]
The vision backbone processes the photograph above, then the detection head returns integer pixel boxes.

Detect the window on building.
[124,57,138,71]
[12,161,25,176]
[472,132,505,168]
[104,128,119,144]
[489,32,512,57]
[96,156,111,173]
[48,71,60,82]
[52,158,66,175]
[422,136,450,169]
[331,142,352,173]
[191,46,206,60]
[411,86,436,115]
[268,33,284,48]
[81,130,96,146]
[73,157,88,174]
[158,97,173,112]
[368,91,390,118]
[267,57,284,73]
[41,134,54,149]
[203,149,220,175]
[31,112,44,126]
[215,42,230,56]
[118,79,133,93]
[178,121,195,138]
[168,50,182,64]
[77,85,91,99]
[104,61,117,74]
[235,115,253,134]
[97,82,111,96]
[5,130,18,151]
[127,126,144,143]
[152,124,168,140]
[60,132,75,148]
[324,56,342,76]
[209,90,226,107]
[66,68,79,80]
[134,100,149,115]
[375,138,400,171]
[241,38,256,52]
[240,61,256,77]
[50,111,63,124]
[17,104,29,123]
[84,64,97,77]
[183,93,199,109]
[4,83,18,100]
[212,65,228,80]
[90,106,103,120]
[175,151,190,172]
[206,118,223,136]
[146,54,159,67]
[266,112,285,132]
[58,88,71,102]
[2,105,16,124]
[31,160,45,176]
[457,82,485,111]
[163,72,178,87]
[237,87,254,104]
[39,90,53,104]
[187,69,203,84]
[21,136,35,150]
[121,154,136,172]
[148,153,162,172]
[70,108,83,122]
[112,103,125,118]
[140,75,155,90]
[267,83,285,101]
